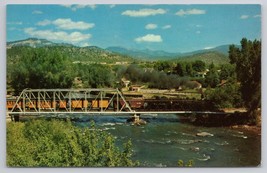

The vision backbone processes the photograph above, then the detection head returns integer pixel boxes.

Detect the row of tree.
[154,60,206,75]
[153,60,236,88]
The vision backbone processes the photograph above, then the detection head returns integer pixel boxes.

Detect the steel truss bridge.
[8,88,133,115]
[7,88,228,117]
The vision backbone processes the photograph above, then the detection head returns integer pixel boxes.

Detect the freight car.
[6,98,111,111]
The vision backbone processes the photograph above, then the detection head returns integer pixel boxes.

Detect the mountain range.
[7,38,235,64]
[106,45,233,60]
[106,46,182,60]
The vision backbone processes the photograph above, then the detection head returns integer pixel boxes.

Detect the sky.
[6,4,261,53]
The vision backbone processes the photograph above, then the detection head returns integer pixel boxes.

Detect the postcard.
[6,4,261,167]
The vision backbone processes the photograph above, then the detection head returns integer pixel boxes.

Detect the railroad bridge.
[7,88,133,114]
[7,88,227,121]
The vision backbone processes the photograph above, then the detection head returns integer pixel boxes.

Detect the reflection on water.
[72,114,261,167]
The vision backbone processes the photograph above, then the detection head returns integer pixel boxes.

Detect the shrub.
[7,119,138,167]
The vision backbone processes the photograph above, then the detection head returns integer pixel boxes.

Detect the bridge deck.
[7,111,229,116]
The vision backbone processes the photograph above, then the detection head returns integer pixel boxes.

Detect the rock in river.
[196,132,214,137]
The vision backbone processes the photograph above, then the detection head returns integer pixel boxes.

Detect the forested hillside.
[7,45,134,64]
[171,51,229,65]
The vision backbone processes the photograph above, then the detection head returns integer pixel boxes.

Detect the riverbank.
[231,109,261,135]
[231,124,261,136]
[178,109,262,136]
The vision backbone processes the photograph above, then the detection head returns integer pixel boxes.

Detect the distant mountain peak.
[7,38,73,48]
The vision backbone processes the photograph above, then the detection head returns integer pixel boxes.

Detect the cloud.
[240,15,249,19]
[135,34,163,43]
[32,10,43,14]
[53,18,95,30]
[145,23,157,30]
[80,42,90,47]
[61,5,72,8]
[254,14,261,18]
[77,4,96,10]
[36,18,95,30]
[24,27,91,43]
[122,8,166,17]
[176,9,206,16]
[204,46,214,50]
[8,27,20,31]
[61,4,96,11]
[37,19,51,26]
[162,25,171,29]
[7,22,22,25]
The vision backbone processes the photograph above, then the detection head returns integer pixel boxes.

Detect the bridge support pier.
[14,115,20,122]
[127,113,147,125]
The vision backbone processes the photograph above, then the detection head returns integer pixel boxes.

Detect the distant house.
[195,72,207,78]
[73,77,83,88]
[121,78,130,88]
[190,81,202,89]
[195,69,209,78]
[177,81,202,90]
[115,62,128,65]
[129,85,143,92]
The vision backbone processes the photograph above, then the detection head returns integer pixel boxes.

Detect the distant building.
[195,72,207,78]
[129,85,143,92]
[115,62,128,65]
[121,78,130,88]
[195,69,209,78]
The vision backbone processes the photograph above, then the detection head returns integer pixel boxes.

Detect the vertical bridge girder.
[9,88,133,114]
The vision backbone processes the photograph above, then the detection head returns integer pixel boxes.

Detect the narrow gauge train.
[6,97,111,111]
[7,97,214,112]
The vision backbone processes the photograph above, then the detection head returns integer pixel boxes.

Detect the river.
[71,114,261,167]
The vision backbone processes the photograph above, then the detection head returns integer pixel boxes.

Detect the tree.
[219,64,236,81]
[205,81,242,109]
[125,64,143,83]
[229,38,261,115]
[174,63,186,76]
[86,64,114,88]
[205,63,220,88]
[154,61,172,73]
[185,63,193,77]
[9,47,74,94]
[192,60,206,72]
